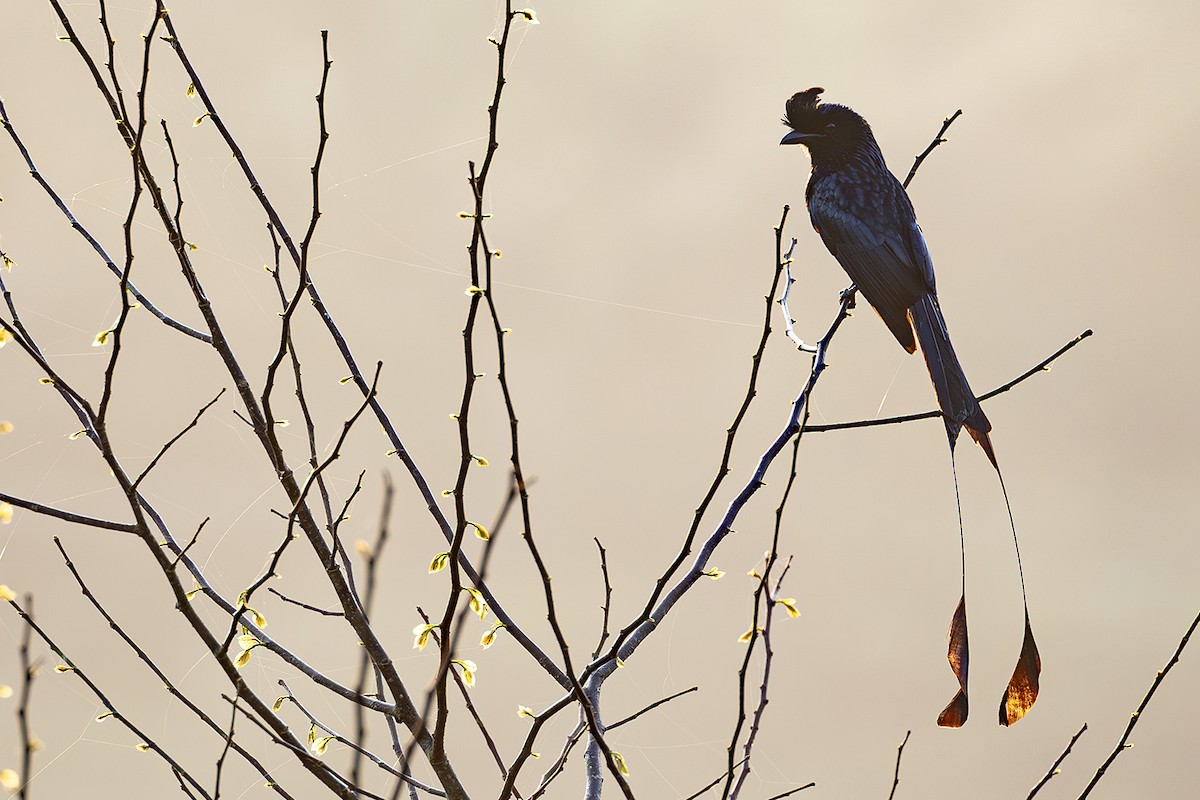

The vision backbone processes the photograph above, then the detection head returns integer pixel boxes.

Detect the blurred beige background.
[1,1,1198,798]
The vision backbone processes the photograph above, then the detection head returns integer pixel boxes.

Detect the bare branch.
[0,96,210,342]
[2,593,213,799]
[886,731,912,800]
[608,687,699,732]
[1077,609,1200,799]
[16,594,37,800]
[1027,724,1086,799]
[903,109,963,189]
[804,330,1094,434]
[0,492,138,534]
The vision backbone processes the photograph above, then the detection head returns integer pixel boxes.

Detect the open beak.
[780,131,822,146]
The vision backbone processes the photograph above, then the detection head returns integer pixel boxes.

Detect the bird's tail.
[909,294,997,469]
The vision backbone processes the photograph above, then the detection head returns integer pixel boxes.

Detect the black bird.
[780,87,995,466]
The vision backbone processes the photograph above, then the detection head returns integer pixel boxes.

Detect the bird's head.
[780,87,875,165]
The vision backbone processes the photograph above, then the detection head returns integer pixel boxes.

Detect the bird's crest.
[784,87,825,127]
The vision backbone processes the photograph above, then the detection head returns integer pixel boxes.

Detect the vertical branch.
[350,474,396,788]
[17,594,37,800]
[212,698,237,800]
[156,0,567,689]
[97,0,159,427]
[886,731,912,800]
[595,204,794,673]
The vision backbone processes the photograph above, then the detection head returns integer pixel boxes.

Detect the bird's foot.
[839,284,858,309]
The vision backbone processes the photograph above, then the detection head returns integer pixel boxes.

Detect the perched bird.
[780,87,995,466]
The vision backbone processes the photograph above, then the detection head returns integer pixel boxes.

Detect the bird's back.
[805,157,934,352]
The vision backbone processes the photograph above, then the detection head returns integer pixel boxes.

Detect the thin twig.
[778,239,815,352]
[581,238,858,797]
[1076,609,1200,799]
[728,557,795,800]
[902,109,962,189]
[351,474,397,788]
[132,389,226,489]
[0,493,138,534]
[804,330,1094,434]
[158,0,567,692]
[414,609,522,798]
[2,593,213,799]
[502,693,578,800]
[608,687,699,731]
[592,538,614,659]
[681,759,748,800]
[53,537,294,799]
[528,722,586,800]
[886,731,912,800]
[16,594,37,800]
[764,783,817,800]
[213,698,237,800]
[1026,724,1086,799]
[276,681,445,797]
[727,404,806,800]
[0,96,210,342]
[266,588,344,617]
[595,204,795,675]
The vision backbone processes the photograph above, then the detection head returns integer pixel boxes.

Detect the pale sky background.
[1,1,1198,798]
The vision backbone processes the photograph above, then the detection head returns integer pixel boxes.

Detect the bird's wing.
[810,199,928,353]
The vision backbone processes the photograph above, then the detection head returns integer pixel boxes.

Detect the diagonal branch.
[804,329,1094,434]
[0,492,138,534]
[1076,609,1200,799]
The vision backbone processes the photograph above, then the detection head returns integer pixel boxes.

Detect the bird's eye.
[825,122,836,130]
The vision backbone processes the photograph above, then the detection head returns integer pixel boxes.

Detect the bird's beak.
[780,131,822,146]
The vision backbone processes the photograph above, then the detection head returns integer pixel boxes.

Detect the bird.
[780,87,996,467]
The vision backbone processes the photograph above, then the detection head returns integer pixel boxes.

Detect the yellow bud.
[775,598,801,619]
[453,659,478,687]
[412,623,438,651]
